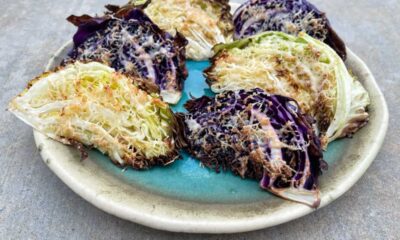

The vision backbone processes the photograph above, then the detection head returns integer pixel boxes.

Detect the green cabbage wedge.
[129,0,233,60]
[9,62,184,169]
[205,31,370,146]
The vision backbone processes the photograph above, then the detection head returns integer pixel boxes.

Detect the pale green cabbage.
[129,0,233,60]
[9,62,182,168]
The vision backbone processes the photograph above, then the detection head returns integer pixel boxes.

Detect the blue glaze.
[89,61,345,204]
[171,61,214,112]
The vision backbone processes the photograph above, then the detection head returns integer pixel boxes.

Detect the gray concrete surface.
[0,0,399,239]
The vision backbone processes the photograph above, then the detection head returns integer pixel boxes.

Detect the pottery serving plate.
[33,3,388,234]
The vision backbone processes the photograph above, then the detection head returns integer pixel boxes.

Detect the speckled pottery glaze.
[33,2,388,234]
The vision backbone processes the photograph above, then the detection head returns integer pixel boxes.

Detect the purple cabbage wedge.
[184,89,325,207]
[233,0,347,59]
[63,7,188,104]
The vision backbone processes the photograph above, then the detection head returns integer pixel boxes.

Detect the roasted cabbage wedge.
[205,32,370,147]
[63,8,188,104]
[233,0,347,59]
[8,62,185,169]
[128,0,234,60]
[184,89,325,207]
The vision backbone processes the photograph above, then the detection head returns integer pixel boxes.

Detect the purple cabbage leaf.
[184,88,325,207]
[63,7,188,104]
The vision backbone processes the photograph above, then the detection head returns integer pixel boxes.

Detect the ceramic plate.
[33,2,388,234]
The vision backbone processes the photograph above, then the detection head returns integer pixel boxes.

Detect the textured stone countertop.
[0,0,398,239]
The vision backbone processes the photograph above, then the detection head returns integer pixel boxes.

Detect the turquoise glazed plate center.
[88,60,347,204]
